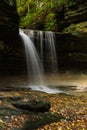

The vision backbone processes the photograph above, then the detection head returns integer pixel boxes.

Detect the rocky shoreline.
[0,87,87,130]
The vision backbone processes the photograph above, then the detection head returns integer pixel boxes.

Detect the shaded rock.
[62,3,87,33]
[65,5,87,24]
[0,0,19,40]
[22,113,65,130]
[12,100,51,112]
[55,1,87,32]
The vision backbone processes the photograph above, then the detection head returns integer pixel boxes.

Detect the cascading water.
[20,30,43,85]
[37,31,44,72]
[19,30,61,94]
[33,30,58,73]
[29,30,44,72]
[45,31,58,73]
[29,30,34,42]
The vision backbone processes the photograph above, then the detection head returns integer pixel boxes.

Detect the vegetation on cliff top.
[16,0,87,32]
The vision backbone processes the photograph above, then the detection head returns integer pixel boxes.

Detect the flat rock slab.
[12,100,51,112]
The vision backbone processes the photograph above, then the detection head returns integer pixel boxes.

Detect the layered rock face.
[60,1,87,33]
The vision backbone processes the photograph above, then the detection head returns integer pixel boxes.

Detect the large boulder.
[12,100,51,112]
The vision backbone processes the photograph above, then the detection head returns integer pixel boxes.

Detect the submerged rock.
[12,100,51,112]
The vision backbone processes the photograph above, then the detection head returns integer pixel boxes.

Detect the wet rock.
[12,100,51,112]
[10,96,23,101]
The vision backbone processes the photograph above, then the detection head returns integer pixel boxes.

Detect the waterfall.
[45,31,58,73]
[37,31,44,72]
[36,30,58,73]
[19,30,60,94]
[29,30,34,42]
[20,30,43,85]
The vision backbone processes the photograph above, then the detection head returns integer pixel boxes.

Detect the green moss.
[63,21,87,33]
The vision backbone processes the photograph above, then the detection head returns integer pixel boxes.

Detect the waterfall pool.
[0,30,86,95]
[0,71,87,95]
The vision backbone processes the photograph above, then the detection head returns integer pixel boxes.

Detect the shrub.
[44,13,57,31]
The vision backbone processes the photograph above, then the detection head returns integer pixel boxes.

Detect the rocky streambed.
[0,86,87,130]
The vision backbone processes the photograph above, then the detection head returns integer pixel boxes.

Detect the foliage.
[44,13,57,31]
[16,0,59,30]
[20,12,36,28]
[16,0,86,31]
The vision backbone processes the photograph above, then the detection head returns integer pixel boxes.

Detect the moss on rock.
[63,21,87,33]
